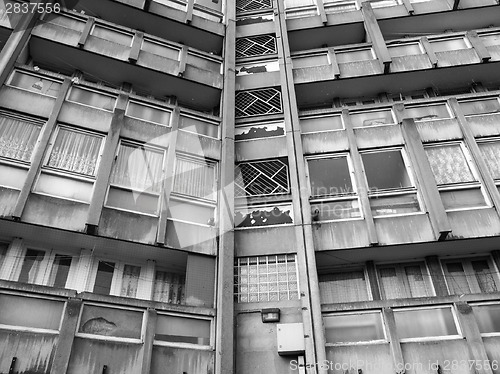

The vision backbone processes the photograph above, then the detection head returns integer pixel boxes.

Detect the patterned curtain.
[319,270,368,303]
[173,158,215,200]
[405,265,431,297]
[425,145,475,185]
[110,144,163,193]
[47,128,102,176]
[472,260,498,293]
[121,265,141,298]
[479,142,500,180]
[445,262,471,294]
[0,115,41,162]
[379,267,406,299]
[153,271,185,304]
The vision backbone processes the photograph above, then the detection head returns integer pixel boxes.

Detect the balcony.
[29,11,223,111]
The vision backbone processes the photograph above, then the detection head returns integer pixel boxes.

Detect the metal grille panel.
[236,35,277,58]
[235,88,282,118]
[234,255,299,303]
[236,0,272,13]
[235,159,289,197]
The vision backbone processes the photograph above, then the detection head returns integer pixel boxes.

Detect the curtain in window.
[173,158,215,200]
[47,128,102,176]
[0,244,7,269]
[18,249,45,284]
[379,267,407,299]
[48,254,72,288]
[405,265,431,297]
[153,271,185,304]
[110,144,163,193]
[472,260,498,293]
[0,115,41,162]
[479,142,500,180]
[445,262,471,294]
[319,270,368,303]
[121,265,141,298]
[425,145,475,185]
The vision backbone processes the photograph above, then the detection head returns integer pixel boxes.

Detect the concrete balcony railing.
[30,10,223,111]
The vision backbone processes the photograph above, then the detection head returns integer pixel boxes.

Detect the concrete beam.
[382,308,405,374]
[361,2,392,74]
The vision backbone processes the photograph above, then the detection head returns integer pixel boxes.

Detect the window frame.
[90,22,134,47]
[323,310,387,346]
[318,264,372,304]
[6,69,63,98]
[167,195,217,228]
[125,100,173,127]
[424,141,491,212]
[178,113,220,140]
[404,101,453,122]
[66,85,117,112]
[361,147,424,218]
[440,255,500,295]
[387,41,425,58]
[153,312,214,350]
[75,302,146,343]
[235,120,285,141]
[234,202,294,229]
[428,36,472,53]
[477,137,500,188]
[458,96,500,117]
[392,305,462,343]
[349,107,397,128]
[104,140,166,217]
[306,153,362,222]
[470,301,500,337]
[299,113,344,134]
[376,261,435,300]
[335,46,376,63]
[172,154,218,203]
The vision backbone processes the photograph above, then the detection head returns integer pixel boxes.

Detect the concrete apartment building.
[0,0,499,373]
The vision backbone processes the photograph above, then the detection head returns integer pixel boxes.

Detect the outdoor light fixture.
[261,308,280,323]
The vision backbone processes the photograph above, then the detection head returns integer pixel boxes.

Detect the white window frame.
[349,107,397,128]
[104,140,166,217]
[0,290,66,334]
[428,36,472,52]
[393,305,462,343]
[386,41,425,58]
[125,100,173,127]
[458,96,500,117]
[477,137,500,188]
[153,312,214,350]
[405,101,453,121]
[306,153,363,222]
[90,23,134,47]
[167,195,217,228]
[178,113,220,139]
[6,69,63,98]
[470,301,500,337]
[376,261,435,299]
[323,310,387,347]
[440,255,500,295]
[361,147,424,218]
[336,46,376,63]
[66,85,117,112]
[318,264,373,304]
[141,36,181,59]
[172,154,217,203]
[299,114,344,134]
[75,302,146,343]
[425,141,491,212]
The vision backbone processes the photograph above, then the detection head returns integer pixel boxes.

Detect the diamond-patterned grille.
[235,88,282,118]
[236,35,277,58]
[234,159,289,196]
[236,0,272,13]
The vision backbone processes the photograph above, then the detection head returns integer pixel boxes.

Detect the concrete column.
[141,309,157,374]
[0,238,25,281]
[51,298,83,374]
[382,308,405,374]
[361,2,392,73]
[425,255,449,297]
[366,261,381,300]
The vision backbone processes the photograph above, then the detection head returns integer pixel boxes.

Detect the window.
[155,314,211,346]
[91,24,133,46]
[235,203,294,228]
[126,101,171,126]
[0,243,6,269]
[7,70,62,97]
[361,149,421,216]
[141,38,180,60]
[459,97,500,116]
[0,293,64,331]
[442,257,500,295]
[153,270,186,304]
[349,109,396,128]
[300,114,343,134]
[18,249,45,284]
[319,267,369,304]
[472,304,500,334]
[425,142,488,211]
[307,155,361,221]
[235,88,283,118]
[235,158,289,197]
[387,42,424,58]
[106,142,164,215]
[172,156,216,201]
[377,262,433,299]
[0,113,42,163]
[324,312,385,344]
[120,265,141,298]
[429,37,470,53]
[479,32,500,48]
[405,102,451,121]
[234,255,299,303]
[179,114,219,139]
[48,254,73,288]
[336,47,375,63]
[235,121,285,141]
[478,139,500,194]
[236,35,277,58]
[78,304,143,340]
[393,307,459,340]
[67,86,116,111]
[92,261,115,295]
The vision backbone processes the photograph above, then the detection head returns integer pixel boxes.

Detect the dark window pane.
[49,254,72,288]
[93,261,115,295]
[18,249,45,284]
[308,157,352,196]
[362,151,412,190]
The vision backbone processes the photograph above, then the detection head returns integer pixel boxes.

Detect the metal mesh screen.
[236,0,272,13]
[234,159,289,197]
[236,35,277,58]
[235,88,282,118]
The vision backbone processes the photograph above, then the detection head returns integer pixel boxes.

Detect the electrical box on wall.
[277,323,305,356]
